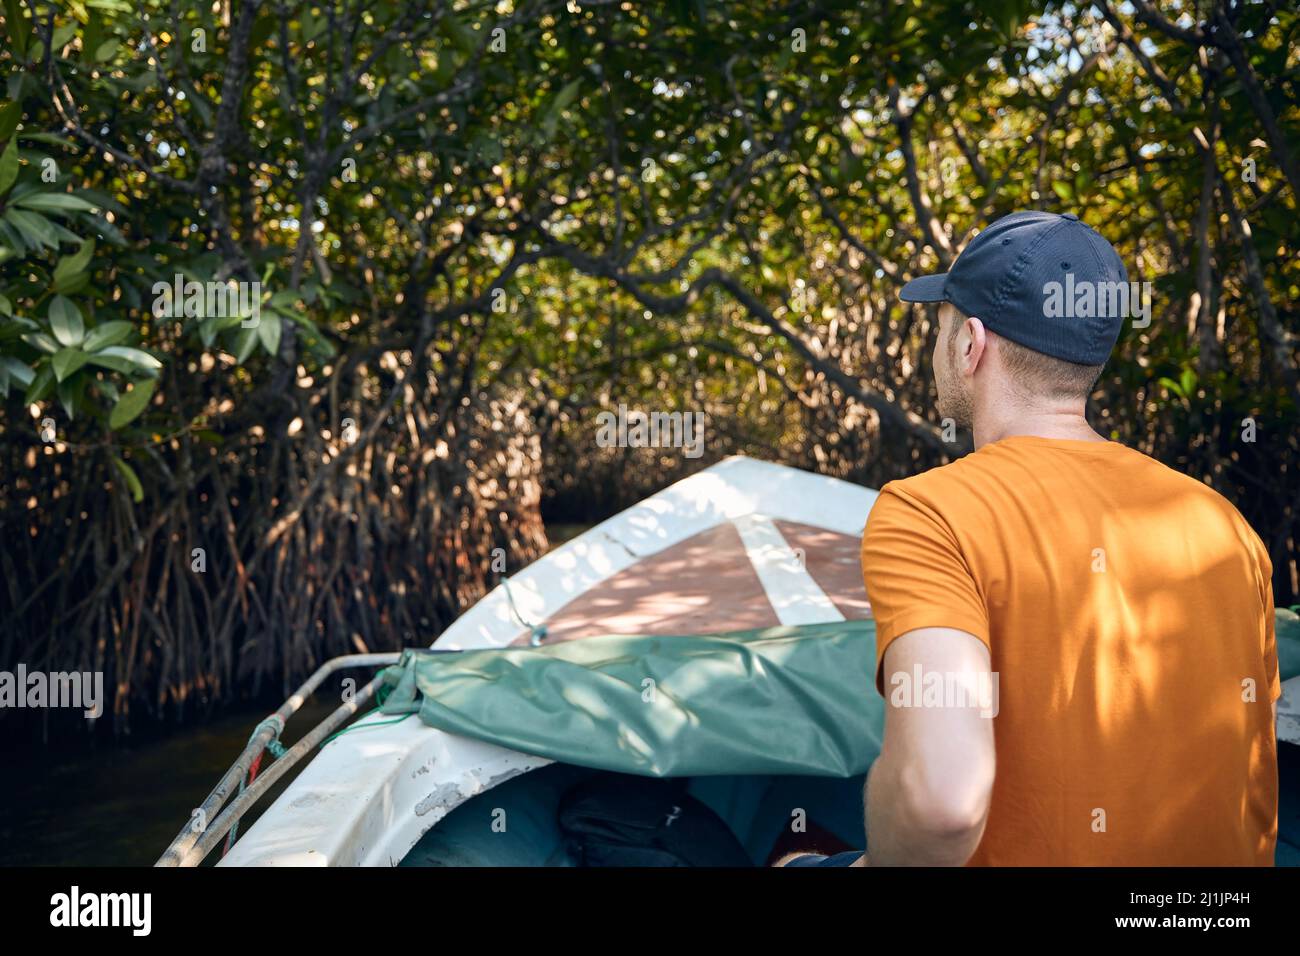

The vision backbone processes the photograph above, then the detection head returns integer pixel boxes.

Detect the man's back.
[862,434,1279,865]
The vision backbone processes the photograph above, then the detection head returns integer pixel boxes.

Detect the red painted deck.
[512,520,871,644]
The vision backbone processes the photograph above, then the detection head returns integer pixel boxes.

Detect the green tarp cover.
[378,610,1300,781]
[378,620,884,779]
[1278,608,1300,684]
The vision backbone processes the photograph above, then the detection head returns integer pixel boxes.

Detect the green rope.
[320,707,411,747]
[319,684,410,748]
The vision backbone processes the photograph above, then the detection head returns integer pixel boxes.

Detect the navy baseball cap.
[899,211,1129,365]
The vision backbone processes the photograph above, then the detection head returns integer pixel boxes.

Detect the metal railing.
[156,652,403,867]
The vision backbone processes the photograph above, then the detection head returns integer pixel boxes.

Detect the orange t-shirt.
[861,435,1279,866]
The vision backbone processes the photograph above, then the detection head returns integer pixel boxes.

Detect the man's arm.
[864,626,996,866]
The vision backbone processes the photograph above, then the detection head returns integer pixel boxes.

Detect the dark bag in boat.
[558,775,752,867]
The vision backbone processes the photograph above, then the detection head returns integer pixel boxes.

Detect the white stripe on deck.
[731,513,845,626]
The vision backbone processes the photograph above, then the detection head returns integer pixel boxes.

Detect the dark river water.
[0,699,338,866]
[0,523,593,867]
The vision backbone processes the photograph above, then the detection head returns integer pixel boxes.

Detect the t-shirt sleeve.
[861,484,990,694]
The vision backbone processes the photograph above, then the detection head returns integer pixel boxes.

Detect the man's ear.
[960,316,988,375]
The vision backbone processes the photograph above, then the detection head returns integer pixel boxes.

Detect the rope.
[501,574,548,646]
[318,682,409,748]
[222,716,288,856]
[319,709,411,747]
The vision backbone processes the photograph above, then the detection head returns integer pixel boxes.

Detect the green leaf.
[56,374,79,419]
[108,377,156,429]
[205,313,248,337]
[111,455,144,504]
[232,324,259,364]
[198,315,219,348]
[93,39,121,62]
[1,355,34,387]
[301,6,325,41]
[49,22,77,51]
[0,292,11,316]
[21,330,59,354]
[0,136,18,195]
[440,13,478,54]
[18,132,73,147]
[82,10,105,60]
[13,192,98,214]
[257,312,282,356]
[0,100,20,140]
[1051,180,1074,203]
[53,238,95,292]
[24,363,54,403]
[3,0,32,58]
[1179,368,1197,398]
[1,315,36,332]
[97,345,162,372]
[48,295,84,347]
[84,353,138,375]
[541,79,582,143]
[51,347,90,382]
[83,319,131,352]
[4,208,57,248]
[56,272,89,296]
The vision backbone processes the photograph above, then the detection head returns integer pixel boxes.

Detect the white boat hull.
[222,456,878,866]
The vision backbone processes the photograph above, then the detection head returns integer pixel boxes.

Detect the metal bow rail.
[156,577,551,866]
[155,652,402,867]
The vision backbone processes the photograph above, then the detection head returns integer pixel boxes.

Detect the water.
[0,699,337,866]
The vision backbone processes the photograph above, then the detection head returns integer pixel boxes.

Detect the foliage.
[0,0,1296,731]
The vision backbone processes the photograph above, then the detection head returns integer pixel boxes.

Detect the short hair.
[944,303,1103,401]
[994,334,1104,401]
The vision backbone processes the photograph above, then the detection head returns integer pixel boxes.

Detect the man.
[784,210,1279,866]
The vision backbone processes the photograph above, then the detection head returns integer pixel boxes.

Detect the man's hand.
[866,626,995,866]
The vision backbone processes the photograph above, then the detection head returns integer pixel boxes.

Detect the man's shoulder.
[870,440,1239,522]
[872,440,1255,537]
[864,459,981,543]
[1117,448,1256,524]
[873,452,997,511]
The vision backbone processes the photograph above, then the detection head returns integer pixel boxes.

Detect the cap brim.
[898,272,948,303]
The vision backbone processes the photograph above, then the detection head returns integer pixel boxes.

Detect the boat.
[159,455,1300,867]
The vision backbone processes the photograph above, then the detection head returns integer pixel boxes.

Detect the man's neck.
[972,409,1106,450]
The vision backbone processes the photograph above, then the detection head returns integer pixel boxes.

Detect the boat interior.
[400,764,869,867]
